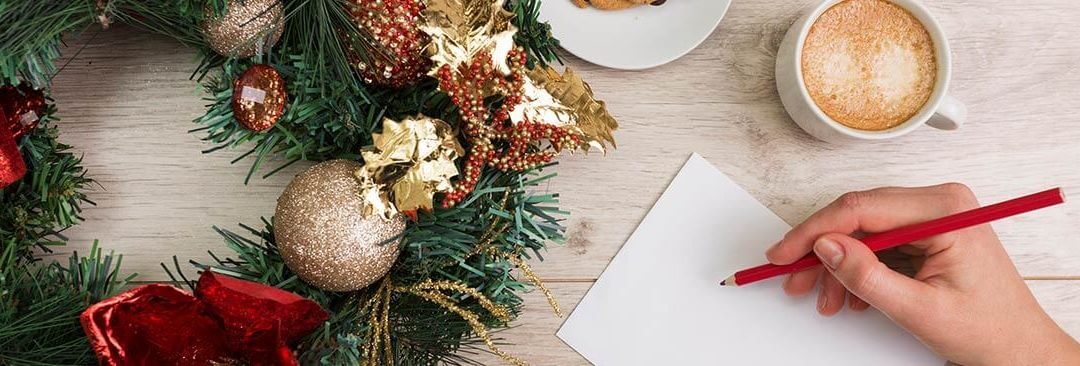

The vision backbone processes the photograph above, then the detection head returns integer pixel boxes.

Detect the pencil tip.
[720,274,736,287]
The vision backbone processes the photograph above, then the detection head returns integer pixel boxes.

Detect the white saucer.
[539,0,731,70]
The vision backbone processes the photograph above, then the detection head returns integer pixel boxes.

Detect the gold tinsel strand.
[454,190,562,317]
[361,280,384,366]
[401,279,512,322]
[380,280,393,364]
[361,279,395,366]
[358,277,525,365]
[396,287,526,366]
[495,249,562,318]
[355,188,562,365]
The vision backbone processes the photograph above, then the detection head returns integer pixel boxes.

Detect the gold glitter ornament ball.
[201,0,285,58]
[274,159,407,292]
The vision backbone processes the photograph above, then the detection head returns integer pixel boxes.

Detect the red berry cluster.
[437,48,580,208]
[347,0,430,88]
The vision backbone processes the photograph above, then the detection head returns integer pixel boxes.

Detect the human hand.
[765,184,1080,365]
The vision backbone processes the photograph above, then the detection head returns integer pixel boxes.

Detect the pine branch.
[193,56,375,183]
[0,1,97,87]
[507,0,562,67]
[0,106,94,259]
[0,241,132,366]
[109,0,215,49]
[280,0,379,99]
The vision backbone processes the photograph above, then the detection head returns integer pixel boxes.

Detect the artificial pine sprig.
[280,0,380,100]
[507,0,562,67]
[0,1,98,87]
[0,107,94,257]
[192,56,375,183]
[0,241,133,366]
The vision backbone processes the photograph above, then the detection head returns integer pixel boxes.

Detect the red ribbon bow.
[0,83,46,189]
[0,128,24,189]
[81,271,329,366]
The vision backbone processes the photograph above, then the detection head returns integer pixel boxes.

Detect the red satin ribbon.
[81,272,329,366]
[0,83,46,189]
[0,125,25,189]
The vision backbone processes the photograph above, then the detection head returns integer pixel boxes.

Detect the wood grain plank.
[46,26,307,271]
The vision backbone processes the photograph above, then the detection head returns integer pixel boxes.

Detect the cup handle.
[926,94,966,130]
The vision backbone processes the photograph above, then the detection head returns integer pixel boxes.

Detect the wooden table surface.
[49,0,1080,364]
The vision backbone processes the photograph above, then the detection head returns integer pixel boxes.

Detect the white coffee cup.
[775,0,966,143]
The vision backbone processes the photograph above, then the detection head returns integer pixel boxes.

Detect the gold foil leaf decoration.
[511,66,619,153]
[420,0,518,75]
[357,115,464,219]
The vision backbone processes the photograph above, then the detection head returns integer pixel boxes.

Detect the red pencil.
[721,188,1066,287]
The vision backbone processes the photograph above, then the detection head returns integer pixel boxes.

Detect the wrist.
[1044,330,1080,365]
[981,320,1078,366]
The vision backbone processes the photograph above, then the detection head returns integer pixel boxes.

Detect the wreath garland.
[0,0,617,365]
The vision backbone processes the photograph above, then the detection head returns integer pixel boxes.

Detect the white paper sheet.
[557,153,941,365]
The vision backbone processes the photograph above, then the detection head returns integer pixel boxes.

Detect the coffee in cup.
[800,0,936,131]
[776,0,965,143]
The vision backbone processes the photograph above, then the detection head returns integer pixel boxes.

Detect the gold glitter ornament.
[201,0,285,58]
[274,159,406,292]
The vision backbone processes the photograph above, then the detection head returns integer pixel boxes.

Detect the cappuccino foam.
[801,0,936,131]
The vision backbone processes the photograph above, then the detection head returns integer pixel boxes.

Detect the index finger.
[766,183,979,265]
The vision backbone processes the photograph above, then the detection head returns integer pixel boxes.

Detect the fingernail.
[817,292,828,311]
[814,237,844,270]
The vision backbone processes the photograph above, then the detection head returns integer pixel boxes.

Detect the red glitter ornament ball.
[347,0,431,88]
[0,83,46,140]
[232,64,287,132]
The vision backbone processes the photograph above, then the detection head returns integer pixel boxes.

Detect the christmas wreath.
[0,1,617,365]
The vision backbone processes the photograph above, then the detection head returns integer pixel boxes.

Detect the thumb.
[813,233,930,320]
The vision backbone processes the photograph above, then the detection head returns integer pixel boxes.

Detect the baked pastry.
[573,0,665,11]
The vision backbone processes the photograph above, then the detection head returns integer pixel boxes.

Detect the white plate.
[539,0,731,70]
